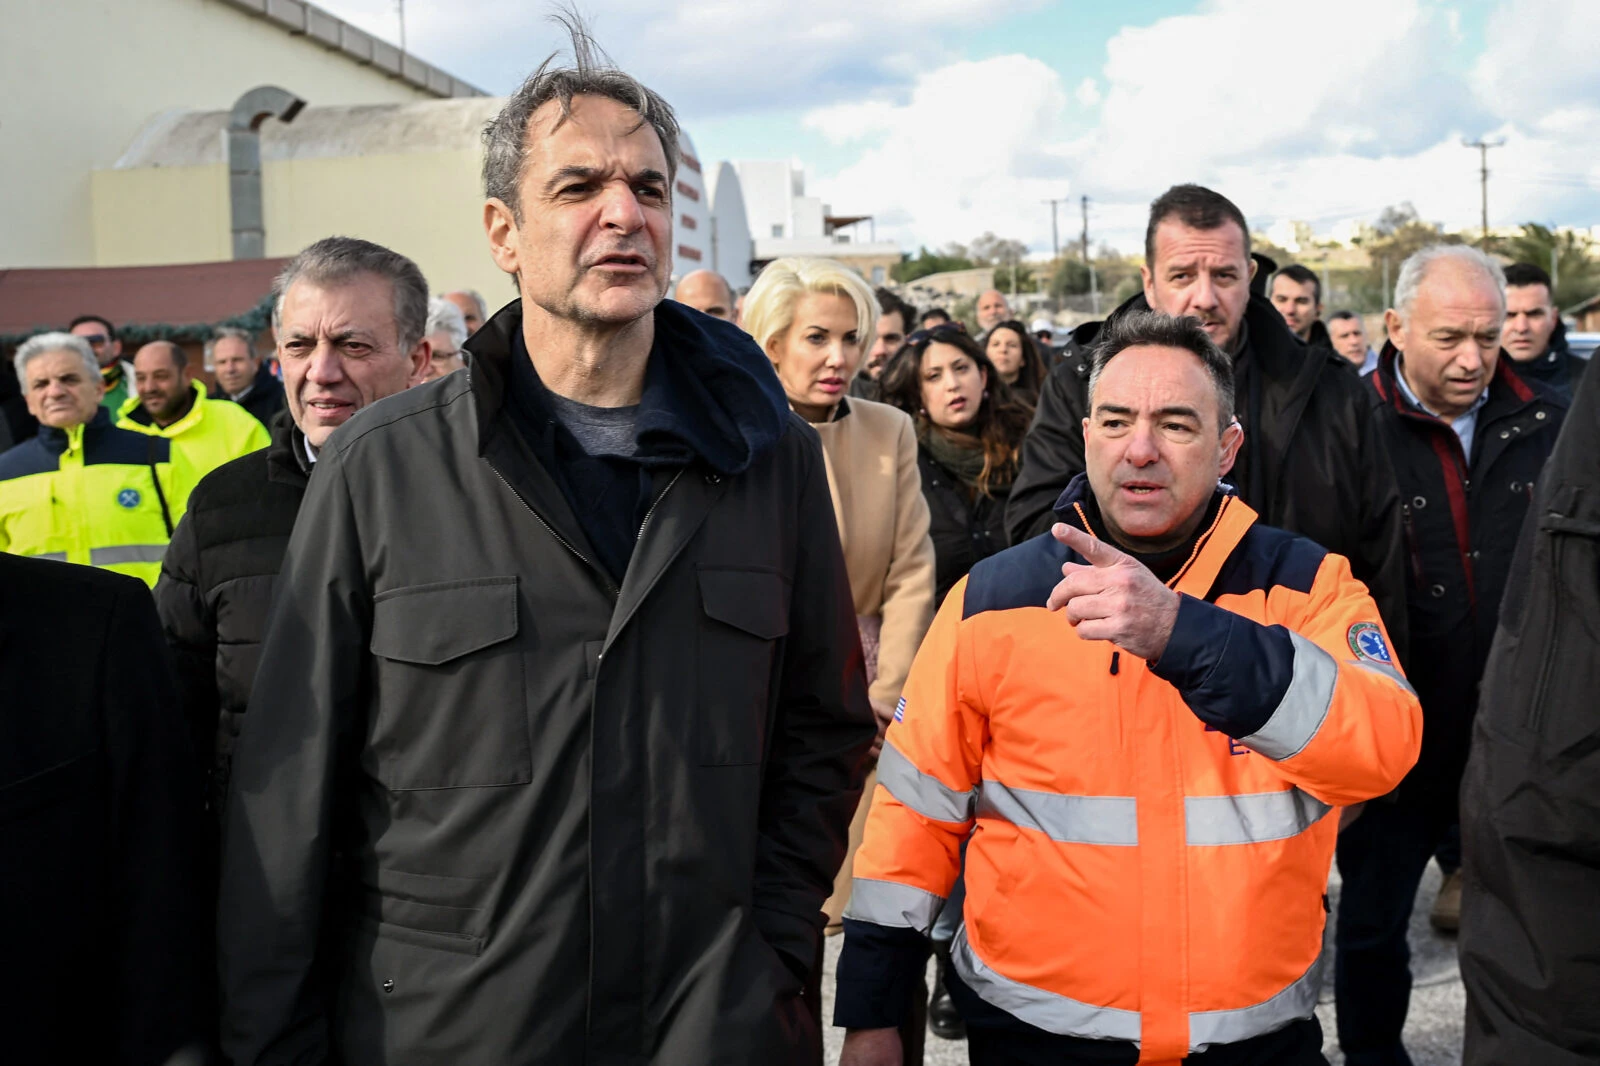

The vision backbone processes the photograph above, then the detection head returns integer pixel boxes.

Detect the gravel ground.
[822,861,1463,1065]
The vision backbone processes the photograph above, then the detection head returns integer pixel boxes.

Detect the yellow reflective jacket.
[0,409,193,586]
[119,381,269,516]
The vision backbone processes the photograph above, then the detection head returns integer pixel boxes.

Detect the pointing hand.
[1046,523,1181,662]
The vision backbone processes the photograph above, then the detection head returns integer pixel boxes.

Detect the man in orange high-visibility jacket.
[836,310,1422,1066]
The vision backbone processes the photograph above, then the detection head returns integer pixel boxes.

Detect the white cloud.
[803,0,1600,255]
[804,55,1073,250]
[321,0,1044,113]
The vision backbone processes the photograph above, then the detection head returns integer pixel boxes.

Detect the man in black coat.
[1006,185,1409,648]
[155,239,430,823]
[206,327,286,428]
[1501,262,1587,400]
[0,554,206,1064]
[216,39,874,1066]
[1459,328,1600,1066]
[1335,246,1566,1066]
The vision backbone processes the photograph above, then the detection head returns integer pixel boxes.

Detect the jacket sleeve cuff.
[1150,593,1295,739]
[753,904,823,985]
[833,919,930,1030]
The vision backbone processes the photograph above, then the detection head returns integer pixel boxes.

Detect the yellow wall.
[91,150,510,306]
[4,0,434,269]
[92,165,231,266]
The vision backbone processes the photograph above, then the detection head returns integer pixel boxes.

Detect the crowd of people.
[1,22,1596,1066]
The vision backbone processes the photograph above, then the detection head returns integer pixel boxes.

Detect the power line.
[1462,137,1506,246]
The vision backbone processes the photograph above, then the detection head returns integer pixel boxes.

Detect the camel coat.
[812,397,937,927]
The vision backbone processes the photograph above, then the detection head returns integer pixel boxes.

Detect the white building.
[671,133,713,282]
[732,161,901,285]
[704,163,755,289]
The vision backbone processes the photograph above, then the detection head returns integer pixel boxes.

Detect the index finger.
[1051,522,1124,568]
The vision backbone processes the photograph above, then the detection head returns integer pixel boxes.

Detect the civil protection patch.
[116,488,141,509]
[1347,622,1392,664]
[893,697,906,723]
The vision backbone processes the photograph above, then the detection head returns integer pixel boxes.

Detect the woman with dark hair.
[882,327,1033,606]
[983,319,1047,406]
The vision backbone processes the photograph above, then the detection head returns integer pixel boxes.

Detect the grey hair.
[15,331,99,387]
[271,236,430,351]
[1086,311,1235,433]
[425,297,469,350]
[205,326,256,364]
[1392,244,1506,321]
[482,9,680,221]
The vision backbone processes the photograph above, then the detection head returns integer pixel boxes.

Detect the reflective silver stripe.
[1351,659,1418,698]
[842,877,946,935]
[24,551,69,562]
[1185,789,1331,846]
[1188,951,1324,1051]
[877,740,976,823]
[951,924,1141,1042]
[978,780,1138,846]
[1240,632,1337,761]
[89,544,167,566]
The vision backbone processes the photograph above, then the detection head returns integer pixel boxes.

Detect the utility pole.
[1081,195,1100,315]
[1042,198,1065,261]
[397,0,407,53]
[1462,137,1505,247]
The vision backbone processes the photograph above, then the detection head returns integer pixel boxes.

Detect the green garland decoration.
[0,293,276,351]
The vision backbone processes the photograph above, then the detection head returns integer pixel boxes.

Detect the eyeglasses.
[905,324,966,347]
[79,333,111,347]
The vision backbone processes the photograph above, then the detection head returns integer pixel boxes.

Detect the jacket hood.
[465,298,789,476]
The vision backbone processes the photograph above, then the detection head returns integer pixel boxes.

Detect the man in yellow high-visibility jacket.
[118,341,269,516]
[1,333,191,586]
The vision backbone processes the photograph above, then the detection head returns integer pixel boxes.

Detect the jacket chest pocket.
[368,577,531,789]
[697,567,790,766]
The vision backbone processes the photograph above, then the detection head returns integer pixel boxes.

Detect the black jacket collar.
[463,298,789,476]
[265,409,311,486]
[39,406,114,453]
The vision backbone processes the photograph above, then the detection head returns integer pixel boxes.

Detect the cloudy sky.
[321,0,1600,256]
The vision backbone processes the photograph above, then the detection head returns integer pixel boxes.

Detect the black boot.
[928,944,967,1040]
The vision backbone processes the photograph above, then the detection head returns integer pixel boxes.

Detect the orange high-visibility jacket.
[842,490,1422,1064]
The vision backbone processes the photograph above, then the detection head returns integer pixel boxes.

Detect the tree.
[1499,223,1600,310]
[967,232,1029,267]
[892,245,975,283]
[1346,208,1462,311]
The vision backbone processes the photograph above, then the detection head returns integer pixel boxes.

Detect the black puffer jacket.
[918,447,1009,606]
[209,361,286,429]
[1366,347,1565,810]
[153,410,309,819]
[1004,289,1410,654]
[1459,352,1599,1064]
[217,300,874,1066]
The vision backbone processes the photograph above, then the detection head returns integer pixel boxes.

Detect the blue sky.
[323,0,1598,255]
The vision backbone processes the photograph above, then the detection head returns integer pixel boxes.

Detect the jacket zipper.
[488,466,620,598]
[637,469,686,542]
[1525,545,1561,734]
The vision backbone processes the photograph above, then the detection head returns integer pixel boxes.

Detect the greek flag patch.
[893,697,906,723]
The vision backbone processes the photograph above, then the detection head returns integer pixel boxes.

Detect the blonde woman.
[743,258,937,934]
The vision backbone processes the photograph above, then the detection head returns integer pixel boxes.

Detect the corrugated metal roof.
[216,0,485,100]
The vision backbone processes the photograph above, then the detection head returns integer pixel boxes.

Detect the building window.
[680,214,698,230]
[771,224,784,237]
[872,266,886,284]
